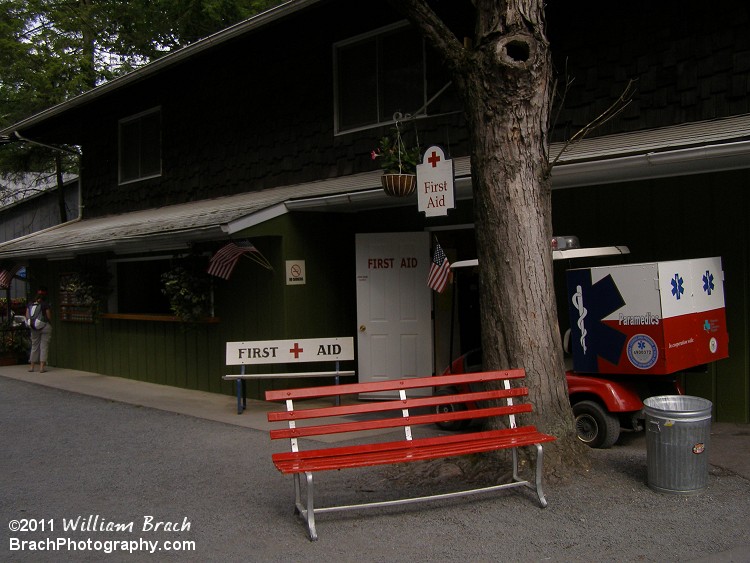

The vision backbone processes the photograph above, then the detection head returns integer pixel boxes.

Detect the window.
[106,255,214,321]
[119,108,162,184]
[110,258,172,315]
[334,23,460,133]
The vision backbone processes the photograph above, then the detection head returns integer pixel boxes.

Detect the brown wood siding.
[62,2,471,219]
[547,1,750,141]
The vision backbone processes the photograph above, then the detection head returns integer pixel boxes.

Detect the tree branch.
[550,78,638,167]
[386,0,467,72]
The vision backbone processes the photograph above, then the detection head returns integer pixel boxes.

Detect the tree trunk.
[80,0,97,89]
[55,154,68,223]
[393,0,591,477]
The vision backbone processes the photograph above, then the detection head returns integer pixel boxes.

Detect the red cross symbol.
[289,342,304,359]
[427,151,441,168]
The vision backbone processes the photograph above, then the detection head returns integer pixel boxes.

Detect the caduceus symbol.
[571,285,588,354]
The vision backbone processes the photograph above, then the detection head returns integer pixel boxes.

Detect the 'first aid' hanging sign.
[416,146,455,217]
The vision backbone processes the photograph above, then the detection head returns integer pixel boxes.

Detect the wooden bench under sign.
[223,337,354,413]
[223,369,354,413]
[265,369,556,541]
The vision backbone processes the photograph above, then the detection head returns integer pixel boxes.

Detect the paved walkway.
[2,364,749,562]
[0,364,274,431]
[1,364,748,479]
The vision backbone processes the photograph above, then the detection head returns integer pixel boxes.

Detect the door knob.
[359,325,366,332]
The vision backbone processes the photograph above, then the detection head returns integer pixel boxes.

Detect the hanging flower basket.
[381,173,417,197]
[372,120,421,197]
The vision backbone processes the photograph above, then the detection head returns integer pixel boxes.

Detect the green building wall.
[36,212,361,400]
[26,169,750,423]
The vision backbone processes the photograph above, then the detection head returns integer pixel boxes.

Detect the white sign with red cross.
[226,337,355,365]
[416,145,455,217]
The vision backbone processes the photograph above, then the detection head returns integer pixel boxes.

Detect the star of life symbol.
[670,273,684,300]
[571,285,587,354]
[702,269,714,295]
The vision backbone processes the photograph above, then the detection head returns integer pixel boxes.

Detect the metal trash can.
[643,395,712,495]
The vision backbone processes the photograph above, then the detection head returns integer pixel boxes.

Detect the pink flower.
[371,150,381,160]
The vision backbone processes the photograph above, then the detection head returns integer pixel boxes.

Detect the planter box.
[0,354,19,366]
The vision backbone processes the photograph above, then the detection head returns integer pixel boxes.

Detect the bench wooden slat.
[264,369,526,401]
[269,403,533,439]
[267,387,528,422]
[271,427,556,473]
[272,426,547,462]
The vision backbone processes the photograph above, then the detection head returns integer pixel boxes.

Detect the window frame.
[333,21,431,135]
[118,107,163,185]
[105,254,216,321]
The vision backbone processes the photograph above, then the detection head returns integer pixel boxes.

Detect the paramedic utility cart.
[566,257,728,376]
[440,251,729,448]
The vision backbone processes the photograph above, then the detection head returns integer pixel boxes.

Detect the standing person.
[26,287,52,373]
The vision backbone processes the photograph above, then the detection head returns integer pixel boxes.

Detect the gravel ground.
[2,376,749,563]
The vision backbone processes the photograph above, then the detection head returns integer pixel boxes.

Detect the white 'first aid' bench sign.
[226,337,355,365]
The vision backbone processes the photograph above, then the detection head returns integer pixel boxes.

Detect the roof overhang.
[550,114,750,188]
[451,245,631,270]
[1,115,749,261]
[0,170,391,260]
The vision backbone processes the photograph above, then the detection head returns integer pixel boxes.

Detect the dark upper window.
[334,22,460,134]
[119,108,162,184]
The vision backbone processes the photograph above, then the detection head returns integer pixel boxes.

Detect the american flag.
[427,241,451,293]
[207,240,259,280]
[0,264,22,288]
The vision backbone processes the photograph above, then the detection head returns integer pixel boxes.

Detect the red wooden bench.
[265,369,556,541]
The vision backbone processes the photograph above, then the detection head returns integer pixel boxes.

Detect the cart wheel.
[434,387,471,431]
[573,400,620,448]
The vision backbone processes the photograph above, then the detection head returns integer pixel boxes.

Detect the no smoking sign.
[286,260,306,285]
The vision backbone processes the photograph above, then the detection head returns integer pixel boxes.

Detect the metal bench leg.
[513,444,548,508]
[235,379,243,414]
[533,443,548,508]
[241,379,247,412]
[291,472,318,540]
[293,473,302,514]
[303,472,318,541]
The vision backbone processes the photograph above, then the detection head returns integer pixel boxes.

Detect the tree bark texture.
[392,0,590,475]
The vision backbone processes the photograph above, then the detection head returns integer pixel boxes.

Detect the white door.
[355,232,433,398]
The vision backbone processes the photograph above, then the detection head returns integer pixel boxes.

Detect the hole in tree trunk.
[505,40,530,62]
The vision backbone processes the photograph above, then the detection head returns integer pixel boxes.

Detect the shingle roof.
[1,114,749,261]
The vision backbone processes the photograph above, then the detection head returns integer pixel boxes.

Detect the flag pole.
[241,251,273,271]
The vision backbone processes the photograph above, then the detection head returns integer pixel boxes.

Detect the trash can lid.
[643,395,712,417]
